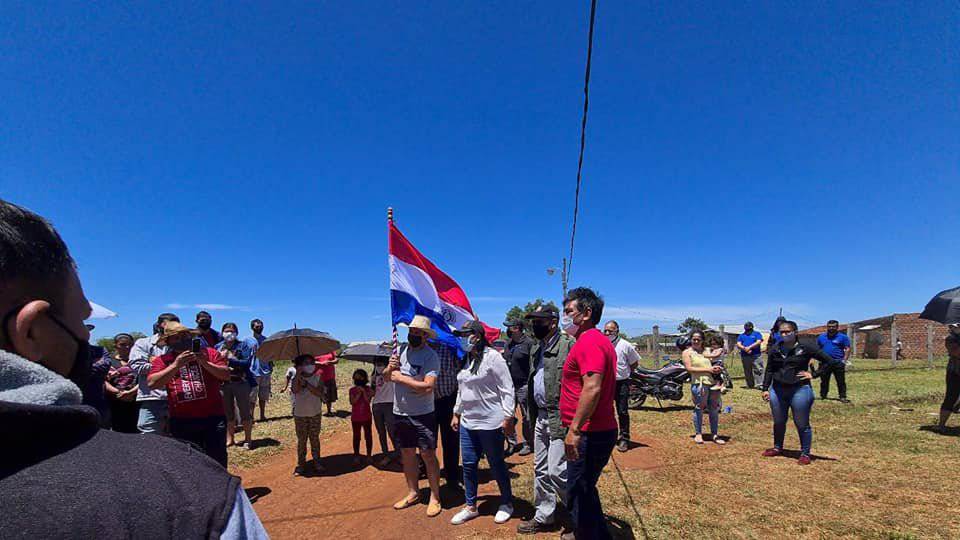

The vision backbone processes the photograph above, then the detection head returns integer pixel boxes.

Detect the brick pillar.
[652,325,660,363]
[849,324,858,359]
[891,320,898,366]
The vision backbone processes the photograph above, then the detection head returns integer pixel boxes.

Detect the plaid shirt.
[432,342,460,399]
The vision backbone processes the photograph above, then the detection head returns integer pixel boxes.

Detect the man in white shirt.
[129,312,179,434]
[603,321,640,453]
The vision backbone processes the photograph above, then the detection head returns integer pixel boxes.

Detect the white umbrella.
[88,301,118,320]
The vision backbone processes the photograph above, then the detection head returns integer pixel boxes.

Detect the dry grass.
[233,358,960,539]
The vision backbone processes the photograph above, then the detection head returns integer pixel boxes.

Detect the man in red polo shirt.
[559,287,617,540]
[148,322,231,467]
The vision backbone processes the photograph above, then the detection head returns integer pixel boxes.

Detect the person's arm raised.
[148,353,189,389]
[198,350,231,382]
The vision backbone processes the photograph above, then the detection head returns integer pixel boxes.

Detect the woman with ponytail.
[449,320,516,526]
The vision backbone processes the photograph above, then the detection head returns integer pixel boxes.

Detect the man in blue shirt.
[817,320,851,403]
[736,322,764,389]
[246,319,272,422]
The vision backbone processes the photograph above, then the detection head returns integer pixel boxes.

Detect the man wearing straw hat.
[148,321,232,467]
[384,314,443,518]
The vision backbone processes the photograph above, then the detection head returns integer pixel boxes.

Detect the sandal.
[393,494,420,510]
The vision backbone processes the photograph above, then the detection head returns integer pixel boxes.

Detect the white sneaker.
[494,503,513,524]
[450,507,479,525]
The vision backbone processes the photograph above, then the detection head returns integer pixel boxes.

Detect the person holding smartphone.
[148,322,231,467]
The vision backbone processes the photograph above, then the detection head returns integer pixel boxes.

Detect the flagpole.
[389,207,399,357]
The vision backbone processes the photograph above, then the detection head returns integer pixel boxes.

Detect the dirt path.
[237,427,662,540]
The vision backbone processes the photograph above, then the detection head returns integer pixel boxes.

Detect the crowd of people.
[4,196,960,540]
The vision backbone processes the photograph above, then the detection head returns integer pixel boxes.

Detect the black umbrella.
[919,286,960,325]
[339,342,394,364]
[256,328,340,362]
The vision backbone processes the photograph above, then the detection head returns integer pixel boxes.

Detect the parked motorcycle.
[628,358,691,409]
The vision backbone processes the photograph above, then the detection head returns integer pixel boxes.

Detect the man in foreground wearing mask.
[149,321,232,466]
[0,199,267,538]
[603,320,640,453]
[517,305,576,535]
[217,322,256,449]
[384,314,443,518]
[130,312,180,434]
[503,318,536,456]
[195,310,221,347]
[559,287,618,540]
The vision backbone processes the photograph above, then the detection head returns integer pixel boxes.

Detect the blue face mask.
[459,336,475,353]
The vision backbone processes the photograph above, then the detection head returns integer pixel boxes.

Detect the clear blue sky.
[2,2,956,341]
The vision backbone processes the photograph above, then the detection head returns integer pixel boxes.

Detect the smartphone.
[191,338,202,353]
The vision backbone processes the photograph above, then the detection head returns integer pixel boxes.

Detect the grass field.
[232,358,960,539]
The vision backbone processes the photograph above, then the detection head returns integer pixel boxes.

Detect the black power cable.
[566,0,598,285]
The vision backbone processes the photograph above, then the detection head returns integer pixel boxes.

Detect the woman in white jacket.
[450,320,515,526]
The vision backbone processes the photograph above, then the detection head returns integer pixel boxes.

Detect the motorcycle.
[628,358,691,409]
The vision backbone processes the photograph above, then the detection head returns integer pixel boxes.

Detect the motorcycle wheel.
[629,390,647,409]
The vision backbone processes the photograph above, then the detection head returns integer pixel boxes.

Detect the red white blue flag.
[389,222,498,349]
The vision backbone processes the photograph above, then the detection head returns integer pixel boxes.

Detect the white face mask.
[561,314,579,336]
[300,364,315,375]
[459,336,476,353]
[223,331,237,342]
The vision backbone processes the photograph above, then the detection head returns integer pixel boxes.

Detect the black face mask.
[532,324,551,340]
[408,335,423,348]
[197,320,211,330]
[47,313,93,392]
[354,378,367,387]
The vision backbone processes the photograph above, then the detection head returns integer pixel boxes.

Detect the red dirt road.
[239,428,661,540]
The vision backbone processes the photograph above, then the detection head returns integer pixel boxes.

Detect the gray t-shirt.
[393,345,440,417]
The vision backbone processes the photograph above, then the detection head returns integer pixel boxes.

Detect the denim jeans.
[567,429,616,540]
[615,379,631,442]
[690,384,721,435]
[137,399,169,435]
[460,427,513,508]
[169,415,228,467]
[769,383,814,456]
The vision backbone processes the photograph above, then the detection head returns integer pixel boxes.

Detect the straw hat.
[157,321,199,346]
[402,315,437,340]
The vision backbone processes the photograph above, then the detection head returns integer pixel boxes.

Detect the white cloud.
[165,303,249,311]
[470,296,526,303]
[604,304,816,326]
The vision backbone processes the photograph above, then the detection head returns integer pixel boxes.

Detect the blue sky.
[2,2,956,341]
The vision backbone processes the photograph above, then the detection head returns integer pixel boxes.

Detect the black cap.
[524,305,560,320]
[503,319,524,328]
[453,320,485,337]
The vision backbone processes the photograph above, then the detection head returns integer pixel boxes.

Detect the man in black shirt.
[503,319,536,456]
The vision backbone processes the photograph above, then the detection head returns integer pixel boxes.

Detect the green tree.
[677,317,708,335]
[504,299,559,329]
[96,331,146,357]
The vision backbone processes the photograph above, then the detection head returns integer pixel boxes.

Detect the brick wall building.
[799,313,950,360]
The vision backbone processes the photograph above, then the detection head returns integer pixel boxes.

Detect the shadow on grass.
[919,425,960,437]
[606,515,637,539]
[255,414,293,423]
[250,438,281,450]
[623,440,650,450]
[245,486,272,504]
[324,410,352,419]
[774,449,838,462]
[637,404,694,413]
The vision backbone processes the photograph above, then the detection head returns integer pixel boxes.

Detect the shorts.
[393,412,438,450]
[251,375,272,401]
[221,381,254,423]
[322,380,338,404]
[137,399,169,435]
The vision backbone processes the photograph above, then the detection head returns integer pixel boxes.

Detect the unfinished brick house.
[799,313,950,360]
